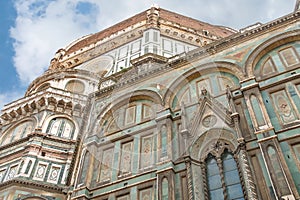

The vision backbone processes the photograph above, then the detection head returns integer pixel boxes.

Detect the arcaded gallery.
[1,3,300,200]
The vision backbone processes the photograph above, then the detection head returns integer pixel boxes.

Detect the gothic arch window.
[204,149,244,200]
[0,121,34,146]
[46,118,75,139]
[18,160,24,174]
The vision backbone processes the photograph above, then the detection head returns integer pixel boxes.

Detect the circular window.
[65,80,85,94]
[202,115,217,128]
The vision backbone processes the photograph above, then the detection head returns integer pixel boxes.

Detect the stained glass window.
[223,152,244,199]
[206,154,224,200]
[205,151,245,200]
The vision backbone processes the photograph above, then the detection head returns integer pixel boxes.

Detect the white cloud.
[9,0,296,85]
[0,91,24,111]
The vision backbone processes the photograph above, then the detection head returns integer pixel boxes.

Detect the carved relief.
[271,90,298,124]
[34,163,48,180]
[197,79,212,97]
[124,106,136,125]
[48,166,61,183]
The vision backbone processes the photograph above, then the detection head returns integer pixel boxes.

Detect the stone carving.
[272,90,298,124]
[35,164,47,179]
[48,166,60,182]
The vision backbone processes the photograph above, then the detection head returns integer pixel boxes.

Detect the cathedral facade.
[1,5,300,200]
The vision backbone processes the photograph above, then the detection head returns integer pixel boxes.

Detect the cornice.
[92,11,300,99]
[185,10,300,63]
[26,69,100,96]
[1,89,88,124]
[0,178,67,194]
[0,132,76,155]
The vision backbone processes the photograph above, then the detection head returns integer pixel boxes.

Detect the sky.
[0,0,297,110]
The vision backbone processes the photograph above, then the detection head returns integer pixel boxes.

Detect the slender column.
[237,147,259,200]
[200,162,209,200]
[185,158,194,200]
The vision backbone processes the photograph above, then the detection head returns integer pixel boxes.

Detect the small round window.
[65,80,85,94]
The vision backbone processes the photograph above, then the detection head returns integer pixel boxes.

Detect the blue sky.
[0,0,297,110]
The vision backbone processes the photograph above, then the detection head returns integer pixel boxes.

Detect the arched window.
[250,95,266,127]
[25,160,33,175]
[205,150,244,200]
[46,118,75,139]
[0,121,33,146]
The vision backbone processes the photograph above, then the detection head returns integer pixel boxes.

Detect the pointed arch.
[163,61,242,109]
[189,128,238,161]
[189,129,246,200]
[97,89,163,119]
[245,29,300,77]
[91,89,163,136]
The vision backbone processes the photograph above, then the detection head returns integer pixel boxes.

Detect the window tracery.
[202,141,245,200]
[46,118,75,139]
